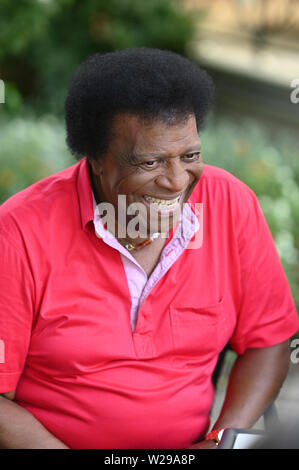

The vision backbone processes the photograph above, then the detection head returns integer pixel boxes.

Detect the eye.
[183,152,201,162]
[142,160,159,169]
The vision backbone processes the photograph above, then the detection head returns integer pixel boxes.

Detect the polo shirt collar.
[77,157,95,231]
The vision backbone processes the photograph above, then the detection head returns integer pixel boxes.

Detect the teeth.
[144,195,180,207]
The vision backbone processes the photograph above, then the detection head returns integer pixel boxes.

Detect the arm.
[0,392,69,449]
[0,234,68,449]
[189,340,290,449]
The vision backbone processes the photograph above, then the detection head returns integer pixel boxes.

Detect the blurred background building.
[0,0,298,440]
[185,0,299,130]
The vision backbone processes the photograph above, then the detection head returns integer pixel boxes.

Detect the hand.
[187,439,218,449]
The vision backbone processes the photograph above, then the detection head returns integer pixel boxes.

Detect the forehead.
[110,113,200,157]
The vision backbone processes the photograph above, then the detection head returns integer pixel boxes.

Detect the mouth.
[142,194,182,212]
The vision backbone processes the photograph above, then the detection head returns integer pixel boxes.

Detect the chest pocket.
[169,300,223,368]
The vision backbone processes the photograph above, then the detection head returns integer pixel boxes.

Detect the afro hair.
[65,47,214,161]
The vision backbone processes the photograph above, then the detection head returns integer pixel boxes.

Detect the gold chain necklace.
[121,232,161,252]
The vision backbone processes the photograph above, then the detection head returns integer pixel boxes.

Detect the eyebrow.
[132,144,202,160]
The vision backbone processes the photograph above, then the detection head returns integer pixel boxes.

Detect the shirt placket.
[92,193,199,359]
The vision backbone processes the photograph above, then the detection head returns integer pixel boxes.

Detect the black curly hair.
[65,47,214,161]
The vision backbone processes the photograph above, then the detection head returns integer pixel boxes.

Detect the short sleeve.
[229,190,299,355]
[0,231,34,392]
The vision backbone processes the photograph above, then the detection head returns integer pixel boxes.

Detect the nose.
[155,159,189,194]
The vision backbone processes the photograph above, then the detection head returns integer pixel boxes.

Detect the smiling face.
[89,113,204,241]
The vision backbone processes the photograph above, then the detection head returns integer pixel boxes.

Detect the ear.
[89,158,104,177]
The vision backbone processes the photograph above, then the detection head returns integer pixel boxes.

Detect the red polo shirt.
[0,157,298,449]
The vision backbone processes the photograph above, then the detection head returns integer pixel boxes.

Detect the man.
[0,48,298,449]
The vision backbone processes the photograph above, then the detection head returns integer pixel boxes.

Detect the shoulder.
[199,164,255,195]
[0,161,81,248]
[189,164,264,238]
[190,164,258,210]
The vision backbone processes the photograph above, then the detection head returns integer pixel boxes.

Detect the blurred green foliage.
[0,114,73,203]
[0,0,197,115]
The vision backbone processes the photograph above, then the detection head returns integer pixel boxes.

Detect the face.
[90,113,203,240]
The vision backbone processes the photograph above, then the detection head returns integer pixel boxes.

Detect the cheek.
[118,172,153,196]
[102,169,133,196]
[190,162,204,181]
[183,164,203,195]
